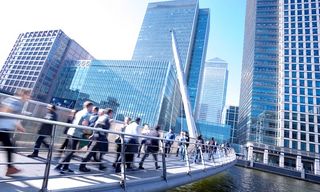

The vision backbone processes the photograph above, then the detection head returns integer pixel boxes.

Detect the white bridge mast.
[171,30,198,138]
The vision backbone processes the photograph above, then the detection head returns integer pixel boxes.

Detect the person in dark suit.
[58,109,77,154]
[138,125,161,170]
[27,104,58,157]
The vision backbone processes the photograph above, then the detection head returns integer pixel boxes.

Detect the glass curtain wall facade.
[279,0,320,153]
[240,0,320,153]
[238,0,279,145]
[53,60,179,130]
[187,8,210,117]
[196,58,228,124]
[176,117,231,143]
[225,106,239,144]
[0,30,94,102]
[132,0,209,115]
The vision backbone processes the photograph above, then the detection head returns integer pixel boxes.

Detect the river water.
[168,166,320,192]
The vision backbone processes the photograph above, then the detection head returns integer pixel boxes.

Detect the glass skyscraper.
[53,60,179,129]
[224,106,239,144]
[239,0,279,146]
[196,58,228,124]
[0,30,94,102]
[280,0,320,153]
[132,0,210,116]
[239,0,320,154]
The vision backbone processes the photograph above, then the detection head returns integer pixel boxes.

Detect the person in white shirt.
[123,117,141,169]
[55,101,93,173]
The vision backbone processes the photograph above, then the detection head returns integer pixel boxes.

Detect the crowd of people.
[0,93,231,176]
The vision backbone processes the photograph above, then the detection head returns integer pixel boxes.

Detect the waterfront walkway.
[0,150,236,191]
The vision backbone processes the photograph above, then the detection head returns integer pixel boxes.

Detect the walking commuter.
[58,109,77,155]
[115,117,141,172]
[27,104,58,158]
[80,106,99,149]
[113,116,131,168]
[55,101,93,173]
[138,125,161,170]
[0,89,30,176]
[124,117,141,169]
[164,129,175,157]
[88,106,99,127]
[178,131,187,160]
[193,135,204,163]
[137,124,150,158]
[79,108,113,172]
[208,137,216,161]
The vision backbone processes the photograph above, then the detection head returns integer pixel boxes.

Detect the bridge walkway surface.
[0,112,236,192]
[0,150,235,192]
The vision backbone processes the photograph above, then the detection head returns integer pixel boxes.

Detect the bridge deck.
[0,151,235,192]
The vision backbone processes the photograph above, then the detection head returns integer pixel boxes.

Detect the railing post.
[161,139,167,181]
[200,144,206,171]
[40,125,57,192]
[120,133,126,190]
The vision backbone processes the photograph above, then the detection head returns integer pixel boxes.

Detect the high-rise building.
[238,0,279,146]
[132,0,210,115]
[53,60,179,130]
[279,0,320,153]
[224,106,239,144]
[196,58,228,124]
[239,0,320,154]
[0,30,94,102]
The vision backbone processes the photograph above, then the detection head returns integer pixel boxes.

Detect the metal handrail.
[0,112,236,192]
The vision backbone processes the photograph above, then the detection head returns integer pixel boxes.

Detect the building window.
[292,141,297,149]
[284,139,289,148]
[284,130,290,138]
[309,144,315,153]
[301,132,306,141]
[292,131,297,139]
[301,142,306,151]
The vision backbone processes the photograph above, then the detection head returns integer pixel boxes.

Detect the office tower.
[132,0,210,115]
[196,58,228,124]
[224,106,239,143]
[238,0,279,146]
[0,30,94,102]
[280,0,320,153]
[53,60,179,129]
[239,0,320,153]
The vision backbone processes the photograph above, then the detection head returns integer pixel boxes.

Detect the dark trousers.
[0,132,13,168]
[164,142,172,154]
[139,149,158,168]
[57,136,79,170]
[137,139,146,157]
[115,138,137,171]
[59,138,69,151]
[80,140,105,168]
[32,136,49,155]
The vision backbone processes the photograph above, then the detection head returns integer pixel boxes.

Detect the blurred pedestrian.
[113,116,131,168]
[58,109,77,155]
[27,104,57,158]
[79,108,113,172]
[164,129,175,157]
[0,89,30,176]
[55,101,93,174]
[139,125,161,170]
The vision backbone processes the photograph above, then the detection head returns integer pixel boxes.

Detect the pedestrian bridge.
[0,112,236,192]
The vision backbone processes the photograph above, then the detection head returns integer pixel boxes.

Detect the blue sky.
[0,0,246,106]
[200,0,246,106]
